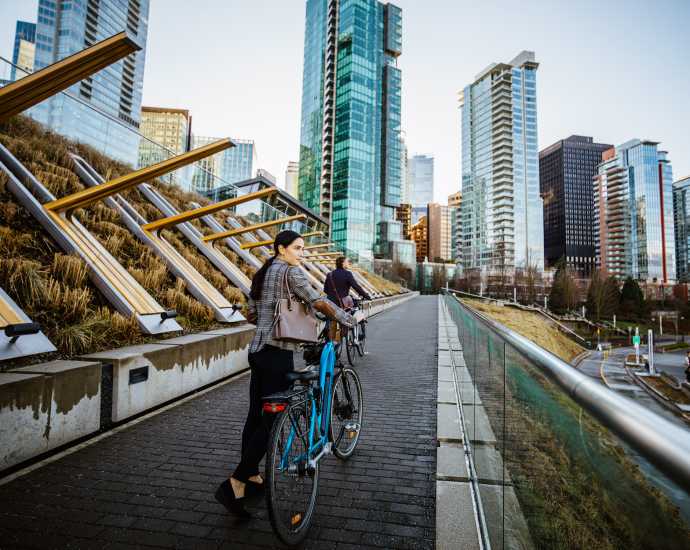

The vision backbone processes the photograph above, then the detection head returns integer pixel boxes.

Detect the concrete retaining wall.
[0,360,101,470]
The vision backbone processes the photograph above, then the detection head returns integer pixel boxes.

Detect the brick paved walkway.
[0,296,437,550]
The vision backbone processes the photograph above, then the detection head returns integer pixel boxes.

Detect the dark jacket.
[324,268,371,305]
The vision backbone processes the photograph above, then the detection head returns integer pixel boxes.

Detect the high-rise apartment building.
[459,51,543,273]
[539,135,612,275]
[190,136,256,194]
[297,0,403,259]
[11,21,36,81]
[31,0,150,166]
[594,140,675,282]
[427,203,453,262]
[138,106,191,167]
[448,191,462,261]
[285,161,299,197]
[408,154,434,209]
[673,176,690,281]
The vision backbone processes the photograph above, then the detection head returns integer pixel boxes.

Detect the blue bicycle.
[262,327,364,546]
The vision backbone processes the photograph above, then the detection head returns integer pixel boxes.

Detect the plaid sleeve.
[288,266,323,304]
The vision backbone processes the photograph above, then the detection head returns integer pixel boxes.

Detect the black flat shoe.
[214,480,251,519]
[245,479,265,498]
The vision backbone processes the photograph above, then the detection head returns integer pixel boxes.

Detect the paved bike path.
[0,295,437,549]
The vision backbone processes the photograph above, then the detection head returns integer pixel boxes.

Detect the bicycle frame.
[280,340,337,470]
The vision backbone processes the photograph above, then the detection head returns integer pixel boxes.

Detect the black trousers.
[233,345,293,482]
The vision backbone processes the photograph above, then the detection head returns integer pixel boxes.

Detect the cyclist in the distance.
[324,256,372,307]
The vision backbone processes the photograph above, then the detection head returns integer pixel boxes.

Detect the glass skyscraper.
[11,21,36,81]
[594,140,675,283]
[190,136,256,194]
[30,0,150,166]
[459,51,544,273]
[674,176,690,282]
[407,154,434,210]
[297,0,403,259]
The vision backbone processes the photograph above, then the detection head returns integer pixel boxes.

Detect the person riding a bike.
[215,230,354,519]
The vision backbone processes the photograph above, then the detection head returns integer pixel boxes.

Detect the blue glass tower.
[459,51,544,273]
[297,0,403,259]
[673,176,690,282]
[30,0,149,166]
[11,21,36,81]
[594,140,675,282]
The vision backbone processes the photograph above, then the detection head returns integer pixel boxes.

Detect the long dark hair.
[249,230,303,301]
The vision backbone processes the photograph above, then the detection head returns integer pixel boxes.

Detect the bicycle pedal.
[344,422,360,439]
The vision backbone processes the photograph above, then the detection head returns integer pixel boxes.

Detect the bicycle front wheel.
[345,326,358,366]
[355,321,366,357]
[329,367,364,460]
[265,404,319,547]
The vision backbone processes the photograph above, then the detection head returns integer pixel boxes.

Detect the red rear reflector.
[263,403,287,413]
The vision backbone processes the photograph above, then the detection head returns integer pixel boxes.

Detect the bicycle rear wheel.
[329,367,364,460]
[265,404,319,547]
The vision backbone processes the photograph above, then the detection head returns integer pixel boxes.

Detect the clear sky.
[1,0,688,202]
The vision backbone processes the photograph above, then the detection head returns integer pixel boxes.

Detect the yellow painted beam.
[0,32,140,122]
[45,139,231,213]
[301,231,325,239]
[0,295,23,327]
[142,188,277,233]
[240,239,274,250]
[305,251,341,258]
[202,214,307,243]
[304,243,334,250]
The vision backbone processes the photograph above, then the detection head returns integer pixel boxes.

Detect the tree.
[586,270,620,320]
[619,277,647,320]
[549,258,578,313]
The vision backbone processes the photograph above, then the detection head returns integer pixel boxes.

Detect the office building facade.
[459,51,544,273]
[297,0,403,259]
[285,161,299,197]
[190,136,257,194]
[448,191,462,261]
[410,215,428,263]
[539,135,612,275]
[138,106,191,167]
[673,176,690,282]
[31,0,150,166]
[11,21,36,81]
[594,140,675,283]
[427,203,453,262]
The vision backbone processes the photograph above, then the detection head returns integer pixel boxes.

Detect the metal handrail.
[443,291,690,493]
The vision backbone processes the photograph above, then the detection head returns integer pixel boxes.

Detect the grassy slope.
[466,299,585,362]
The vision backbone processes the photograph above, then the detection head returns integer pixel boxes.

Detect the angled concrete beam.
[0,31,140,122]
[45,139,231,213]
[202,214,306,243]
[141,188,277,233]
[0,286,56,361]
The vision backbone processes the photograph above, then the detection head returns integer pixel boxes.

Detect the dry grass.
[465,299,585,362]
[0,115,401,367]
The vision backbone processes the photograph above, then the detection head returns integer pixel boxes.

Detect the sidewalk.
[0,296,438,550]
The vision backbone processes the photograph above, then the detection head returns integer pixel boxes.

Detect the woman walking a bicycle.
[324,256,372,307]
[215,230,354,518]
